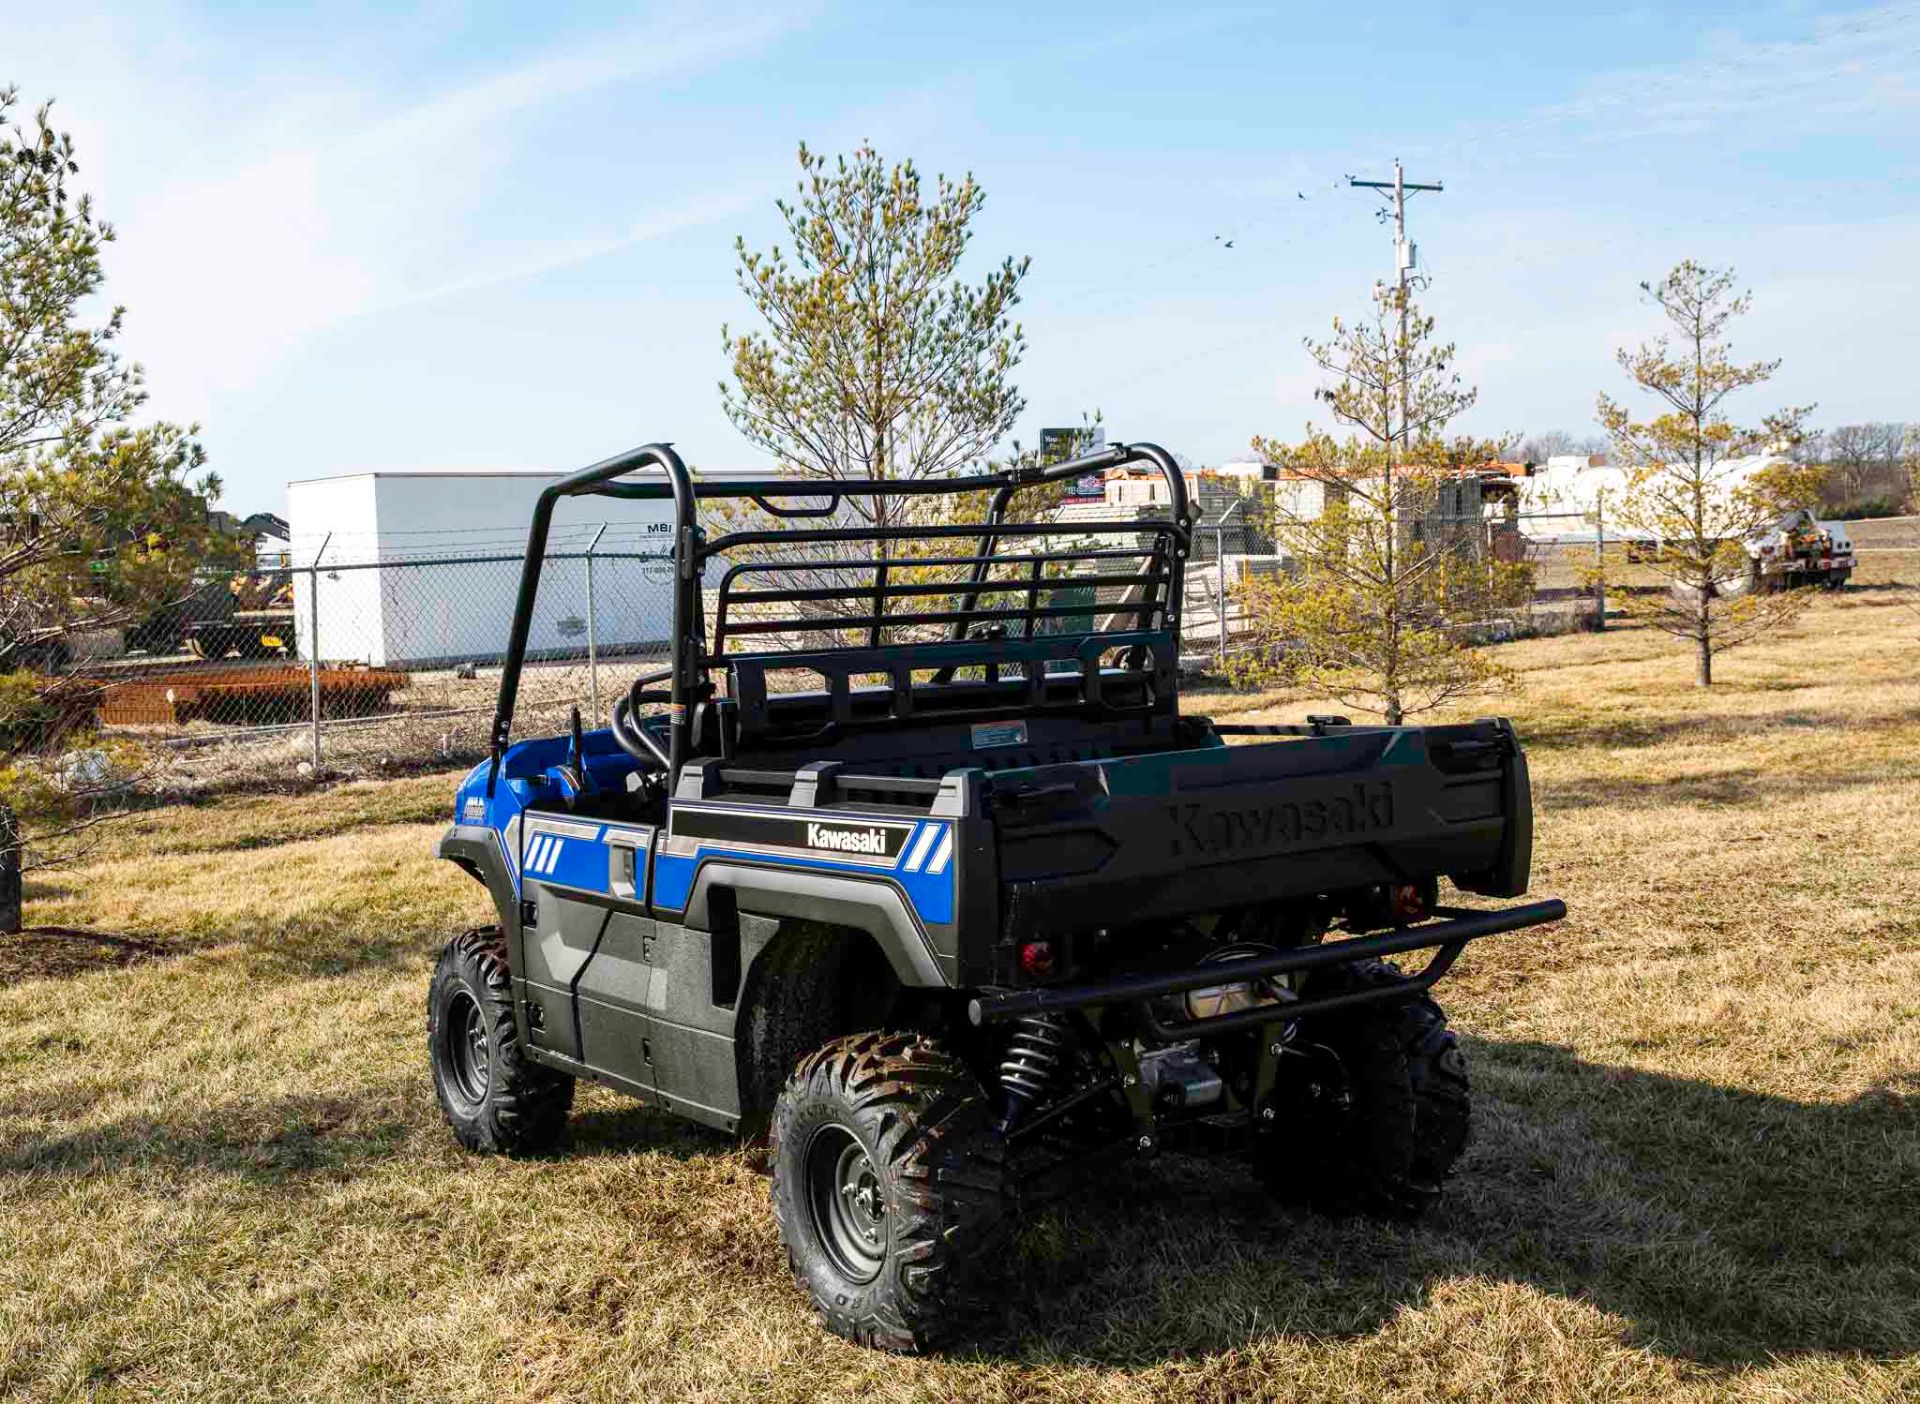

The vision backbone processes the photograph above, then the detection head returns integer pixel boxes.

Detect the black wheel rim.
[804,1125,887,1283]
[444,989,491,1107]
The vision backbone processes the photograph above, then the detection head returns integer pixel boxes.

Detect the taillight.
[1391,882,1430,924]
[1019,941,1055,978]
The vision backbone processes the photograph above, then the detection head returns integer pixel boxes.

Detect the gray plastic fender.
[436,823,518,929]
[680,862,951,989]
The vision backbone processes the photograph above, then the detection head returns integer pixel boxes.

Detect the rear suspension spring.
[998,1013,1073,1126]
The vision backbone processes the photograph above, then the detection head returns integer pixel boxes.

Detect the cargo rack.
[487,442,1192,792]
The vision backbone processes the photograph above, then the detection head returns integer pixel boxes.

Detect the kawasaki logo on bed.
[670,806,916,863]
[1168,781,1397,857]
[805,822,889,854]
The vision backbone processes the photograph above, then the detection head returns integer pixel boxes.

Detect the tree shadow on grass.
[0,1082,735,1187]
[957,1039,1917,1371]
[112,916,445,981]
[0,1090,409,1184]
[1539,758,1912,812]
[0,913,441,986]
[19,876,76,902]
[0,926,175,984]
[1519,705,1920,756]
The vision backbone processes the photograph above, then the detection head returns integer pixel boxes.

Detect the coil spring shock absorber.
[998,1013,1072,1130]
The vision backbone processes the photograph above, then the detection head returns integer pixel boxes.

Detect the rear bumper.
[968,897,1566,1037]
[1759,554,1854,574]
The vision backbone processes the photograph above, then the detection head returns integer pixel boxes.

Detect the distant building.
[284,466,764,668]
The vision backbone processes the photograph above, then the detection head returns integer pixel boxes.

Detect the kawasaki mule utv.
[429,440,1563,1351]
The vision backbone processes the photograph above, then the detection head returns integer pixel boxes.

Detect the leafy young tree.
[0,88,222,919]
[1237,286,1528,724]
[715,142,1040,651]
[1,88,221,665]
[1597,261,1818,687]
[721,141,1029,529]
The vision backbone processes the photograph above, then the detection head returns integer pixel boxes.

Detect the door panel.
[633,921,742,1123]
[574,912,658,1090]
[516,812,750,1126]
[516,816,651,1066]
[517,876,604,1061]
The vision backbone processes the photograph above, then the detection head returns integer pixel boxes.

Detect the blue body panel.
[520,824,610,893]
[453,730,957,930]
[651,814,955,924]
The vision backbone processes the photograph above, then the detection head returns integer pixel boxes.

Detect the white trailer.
[1515,454,1795,546]
[1514,456,1630,544]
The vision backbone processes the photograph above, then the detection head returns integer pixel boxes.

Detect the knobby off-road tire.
[427,926,574,1155]
[771,1031,1010,1353]
[1259,958,1470,1219]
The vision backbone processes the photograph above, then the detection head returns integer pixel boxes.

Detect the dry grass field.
[3,558,1918,1403]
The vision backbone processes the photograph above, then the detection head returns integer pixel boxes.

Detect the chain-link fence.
[37,500,1636,793]
[1180,510,1272,666]
[59,542,674,793]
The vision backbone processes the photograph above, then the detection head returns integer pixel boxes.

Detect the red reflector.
[1392,882,1429,922]
[1019,941,1054,977]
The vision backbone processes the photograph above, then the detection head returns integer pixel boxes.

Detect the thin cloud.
[349,11,801,159]
[390,187,774,312]
[1524,4,1920,143]
[102,7,809,417]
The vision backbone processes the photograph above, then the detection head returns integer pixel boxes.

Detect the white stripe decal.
[525,819,603,842]
[543,839,564,874]
[902,824,938,873]
[530,835,553,873]
[925,829,954,876]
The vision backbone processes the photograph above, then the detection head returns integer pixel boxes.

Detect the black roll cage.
[485,441,1192,793]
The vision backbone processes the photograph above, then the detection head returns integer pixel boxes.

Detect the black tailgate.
[987,720,1531,940]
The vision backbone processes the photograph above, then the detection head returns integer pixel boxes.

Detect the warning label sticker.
[971,720,1029,749]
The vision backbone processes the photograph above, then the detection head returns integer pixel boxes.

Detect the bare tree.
[1515,429,1608,466]
[1799,422,1915,516]
[1598,261,1819,687]
[1236,285,1528,724]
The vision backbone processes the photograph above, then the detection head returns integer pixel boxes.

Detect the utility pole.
[1350,160,1442,678]
[1349,160,1443,459]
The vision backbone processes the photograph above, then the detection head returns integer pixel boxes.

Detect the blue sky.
[11,0,1920,511]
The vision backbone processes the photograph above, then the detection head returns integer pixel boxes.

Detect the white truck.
[1746,509,1854,592]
